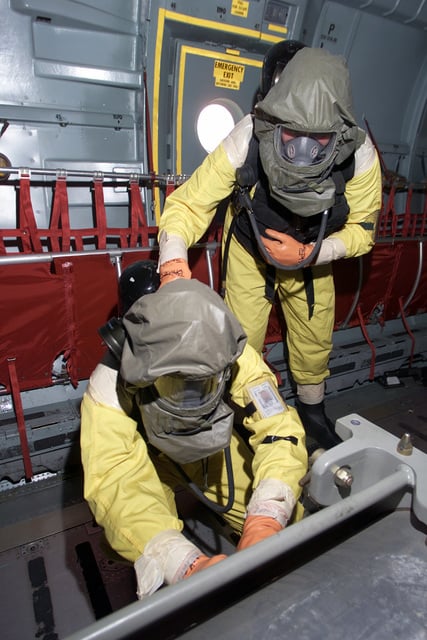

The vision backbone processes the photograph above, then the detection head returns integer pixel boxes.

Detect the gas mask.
[136,382,235,465]
[253,47,365,216]
[136,368,235,464]
[120,279,247,464]
[254,117,342,216]
[277,127,336,167]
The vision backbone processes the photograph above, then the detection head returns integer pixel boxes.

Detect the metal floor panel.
[0,505,138,640]
[0,487,235,639]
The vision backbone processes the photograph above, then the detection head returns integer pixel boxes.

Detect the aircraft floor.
[0,370,426,640]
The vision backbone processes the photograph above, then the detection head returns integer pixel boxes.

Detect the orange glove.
[261,229,314,267]
[184,554,227,578]
[159,258,192,287]
[237,515,282,551]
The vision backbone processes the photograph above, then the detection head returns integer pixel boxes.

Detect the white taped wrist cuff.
[246,478,296,527]
[86,364,123,411]
[134,530,201,599]
[158,231,188,266]
[313,237,346,265]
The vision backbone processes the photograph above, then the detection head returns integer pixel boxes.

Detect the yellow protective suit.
[80,342,308,564]
[158,120,382,384]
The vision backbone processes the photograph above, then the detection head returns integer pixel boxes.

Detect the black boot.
[295,399,342,452]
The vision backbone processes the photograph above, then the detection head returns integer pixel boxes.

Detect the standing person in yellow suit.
[157,44,382,452]
[80,261,307,599]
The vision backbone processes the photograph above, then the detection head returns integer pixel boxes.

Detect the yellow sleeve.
[158,143,236,247]
[229,344,308,500]
[329,141,382,257]
[80,392,182,562]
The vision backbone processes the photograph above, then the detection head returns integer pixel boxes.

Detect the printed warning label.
[213,59,245,90]
[231,0,249,18]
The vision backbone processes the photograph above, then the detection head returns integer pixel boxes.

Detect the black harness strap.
[265,264,276,303]
[303,267,315,320]
[261,435,298,445]
[222,136,355,315]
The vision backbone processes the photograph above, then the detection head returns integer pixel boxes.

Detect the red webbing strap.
[7,358,33,480]
[165,178,176,198]
[73,230,84,251]
[379,184,396,237]
[92,179,107,249]
[410,186,427,237]
[119,228,129,247]
[18,175,43,253]
[60,261,79,387]
[50,177,71,251]
[398,297,415,365]
[402,185,412,237]
[356,304,376,381]
[129,181,149,247]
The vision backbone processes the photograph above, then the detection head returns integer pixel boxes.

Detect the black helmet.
[261,39,306,98]
[98,259,160,360]
[119,259,160,315]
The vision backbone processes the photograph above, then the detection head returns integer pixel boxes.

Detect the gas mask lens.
[277,126,335,166]
[154,370,226,411]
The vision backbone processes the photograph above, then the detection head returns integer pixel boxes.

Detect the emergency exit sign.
[213,60,245,90]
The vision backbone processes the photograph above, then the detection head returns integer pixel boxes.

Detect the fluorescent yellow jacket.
[158,115,382,266]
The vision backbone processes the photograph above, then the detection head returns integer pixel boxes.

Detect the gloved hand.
[134,531,224,598]
[159,258,192,287]
[261,229,314,267]
[237,515,282,551]
[184,554,227,578]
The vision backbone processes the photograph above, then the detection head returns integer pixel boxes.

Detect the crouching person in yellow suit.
[80,260,308,599]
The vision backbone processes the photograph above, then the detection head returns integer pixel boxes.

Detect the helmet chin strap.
[235,166,328,270]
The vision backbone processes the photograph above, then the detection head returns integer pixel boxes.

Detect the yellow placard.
[231,0,249,18]
[213,59,245,90]
[267,24,288,34]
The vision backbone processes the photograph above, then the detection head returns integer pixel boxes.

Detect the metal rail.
[64,466,413,640]
[0,246,157,265]
[0,165,190,184]
[0,243,218,289]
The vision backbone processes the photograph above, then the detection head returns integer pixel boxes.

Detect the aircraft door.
[170,41,263,175]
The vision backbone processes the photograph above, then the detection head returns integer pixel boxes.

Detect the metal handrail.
[0,241,221,266]
[0,166,190,184]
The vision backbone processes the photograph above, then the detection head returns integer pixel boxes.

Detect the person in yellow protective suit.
[157,44,382,453]
[80,262,308,600]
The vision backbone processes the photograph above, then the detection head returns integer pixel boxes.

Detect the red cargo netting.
[377,179,427,240]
